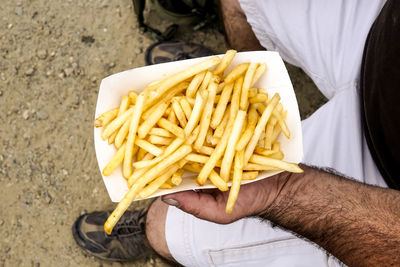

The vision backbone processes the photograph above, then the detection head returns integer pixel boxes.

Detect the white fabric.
[165,0,387,266]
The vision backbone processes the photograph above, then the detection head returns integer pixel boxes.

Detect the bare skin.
[219,0,265,51]
[145,198,175,262]
[161,165,400,266]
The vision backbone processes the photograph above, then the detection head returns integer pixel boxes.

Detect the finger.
[162,190,231,223]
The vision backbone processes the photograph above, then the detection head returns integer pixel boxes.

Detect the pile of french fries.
[94,50,303,234]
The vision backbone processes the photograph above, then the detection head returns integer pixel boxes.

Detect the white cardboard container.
[94,51,303,202]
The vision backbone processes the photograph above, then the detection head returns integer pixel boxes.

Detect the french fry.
[144,79,162,93]
[248,88,258,98]
[131,144,191,188]
[240,62,258,110]
[160,183,173,189]
[149,127,174,138]
[220,110,246,181]
[114,111,131,151]
[101,107,134,140]
[251,63,266,87]
[209,136,220,146]
[224,63,249,84]
[271,110,287,143]
[198,145,214,155]
[144,81,188,116]
[118,96,130,114]
[249,154,303,173]
[104,185,141,234]
[165,107,171,117]
[128,91,138,104]
[209,170,229,191]
[157,118,185,139]
[186,97,195,107]
[94,108,119,127]
[123,93,146,178]
[213,95,220,103]
[138,102,168,139]
[182,162,202,173]
[179,97,192,120]
[184,91,206,136]
[214,49,237,75]
[197,114,235,185]
[242,171,259,180]
[194,81,217,151]
[210,82,234,129]
[132,138,184,169]
[269,151,284,160]
[226,150,244,213]
[185,153,210,164]
[206,127,214,145]
[186,71,206,98]
[264,113,279,149]
[249,93,268,104]
[255,102,266,115]
[198,71,212,94]
[244,163,278,171]
[172,98,187,127]
[128,153,155,187]
[254,147,275,157]
[105,145,191,234]
[167,109,178,124]
[236,105,258,151]
[216,82,225,94]
[103,142,126,176]
[272,108,290,138]
[213,106,230,138]
[136,148,147,161]
[109,96,130,145]
[135,145,192,187]
[148,135,173,146]
[145,57,221,109]
[258,131,265,147]
[273,142,280,152]
[171,169,184,186]
[185,125,200,145]
[142,99,166,120]
[108,132,117,145]
[230,76,243,119]
[135,139,163,156]
[244,94,280,165]
[139,163,180,198]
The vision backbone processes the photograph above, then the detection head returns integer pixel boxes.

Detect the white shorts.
[165,1,387,266]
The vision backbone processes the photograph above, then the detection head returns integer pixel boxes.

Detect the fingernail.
[162,198,180,207]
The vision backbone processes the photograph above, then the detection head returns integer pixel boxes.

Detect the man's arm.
[162,165,400,266]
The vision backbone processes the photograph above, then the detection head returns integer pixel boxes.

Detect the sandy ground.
[0,0,326,266]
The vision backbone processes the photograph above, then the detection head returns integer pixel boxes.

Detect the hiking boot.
[72,209,152,261]
[145,39,214,65]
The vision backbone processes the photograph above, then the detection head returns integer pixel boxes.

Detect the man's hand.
[161,172,290,224]
[162,165,400,266]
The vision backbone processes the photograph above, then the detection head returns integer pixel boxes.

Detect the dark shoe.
[72,209,152,262]
[145,39,214,65]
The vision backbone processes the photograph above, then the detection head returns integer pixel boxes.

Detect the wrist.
[257,164,309,217]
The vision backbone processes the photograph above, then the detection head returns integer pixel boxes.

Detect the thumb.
[162,190,228,223]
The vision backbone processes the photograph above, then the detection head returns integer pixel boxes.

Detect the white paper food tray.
[94,51,303,202]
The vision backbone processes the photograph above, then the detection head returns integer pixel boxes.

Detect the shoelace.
[111,210,147,236]
[172,51,190,61]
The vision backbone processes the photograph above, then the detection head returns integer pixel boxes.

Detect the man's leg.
[145,198,175,262]
[219,0,264,51]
